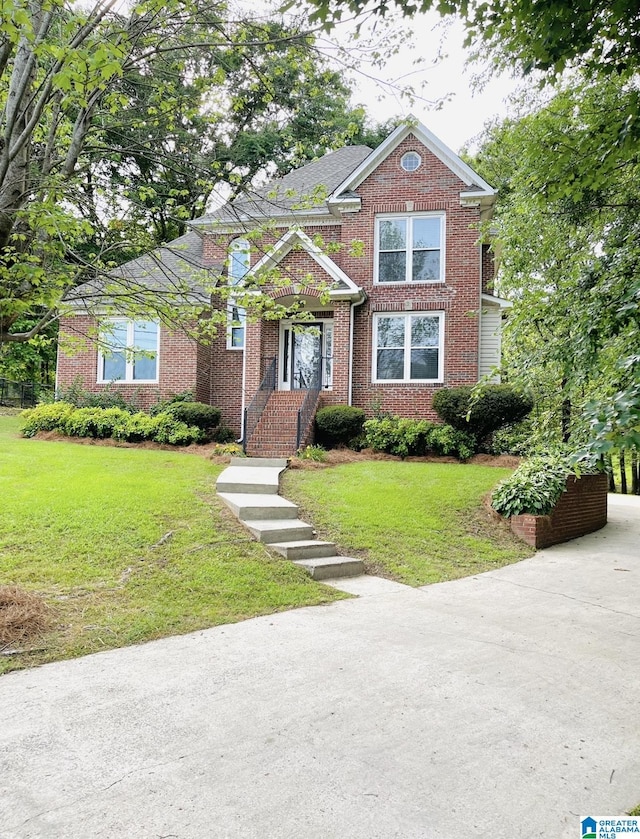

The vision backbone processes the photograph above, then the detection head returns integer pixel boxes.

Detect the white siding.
[479,305,502,382]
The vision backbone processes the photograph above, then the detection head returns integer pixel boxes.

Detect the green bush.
[297,444,327,462]
[150,414,203,445]
[21,402,75,437]
[491,455,576,517]
[149,390,195,416]
[432,385,534,441]
[364,416,476,460]
[364,416,432,458]
[315,405,366,448]
[63,407,130,438]
[163,401,221,433]
[56,379,140,412]
[426,424,476,461]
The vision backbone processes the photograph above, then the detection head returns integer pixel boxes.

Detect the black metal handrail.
[296,368,322,451]
[243,357,277,453]
[0,377,37,408]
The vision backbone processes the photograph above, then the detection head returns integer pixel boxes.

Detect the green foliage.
[315,405,365,448]
[210,442,244,457]
[20,403,202,445]
[432,385,534,440]
[363,416,475,461]
[63,407,130,439]
[210,425,237,444]
[163,402,221,433]
[491,455,589,518]
[305,0,640,81]
[21,402,75,437]
[297,444,327,462]
[56,379,140,412]
[149,391,195,416]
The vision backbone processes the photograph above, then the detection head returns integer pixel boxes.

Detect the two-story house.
[56,119,507,455]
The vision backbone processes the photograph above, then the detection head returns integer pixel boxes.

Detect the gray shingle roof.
[66,230,219,310]
[201,145,373,224]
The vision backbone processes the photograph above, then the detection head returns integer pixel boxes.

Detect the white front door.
[279,320,333,391]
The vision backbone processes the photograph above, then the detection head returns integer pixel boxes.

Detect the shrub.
[56,379,139,412]
[426,424,476,461]
[364,416,434,458]
[150,414,203,445]
[63,407,130,438]
[491,455,575,517]
[364,416,477,460]
[315,405,366,448]
[163,401,221,433]
[432,385,534,441]
[21,402,75,437]
[149,390,195,416]
[210,424,236,444]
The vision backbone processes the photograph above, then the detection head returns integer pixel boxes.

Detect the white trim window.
[372,312,444,383]
[375,213,445,284]
[227,237,250,349]
[98,319,159,383]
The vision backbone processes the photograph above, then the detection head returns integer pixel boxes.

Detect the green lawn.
[282,460,532,586]
[0,414,345,673]
[1,412,530,673]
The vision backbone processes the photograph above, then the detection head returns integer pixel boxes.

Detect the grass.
[282,460,533,586]
[0,414,345,674]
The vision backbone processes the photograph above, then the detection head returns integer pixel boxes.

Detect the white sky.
[325,10,521,152]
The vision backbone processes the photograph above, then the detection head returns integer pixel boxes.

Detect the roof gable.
[248,228,363,301]
[329,118,496,205]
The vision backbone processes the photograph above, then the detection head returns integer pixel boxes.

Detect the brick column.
[332,301,351,403]
[244,320,264,402]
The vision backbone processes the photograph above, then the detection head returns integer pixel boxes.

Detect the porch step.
[244,519,315,544]
[245,390,320,458]
[269,540,337,560]
[218,492,299,521]
[293,556,365,581]
[215,465,284,495]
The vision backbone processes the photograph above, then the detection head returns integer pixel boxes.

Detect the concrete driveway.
[1,494,639,839]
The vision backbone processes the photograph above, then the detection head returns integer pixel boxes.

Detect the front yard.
[1,413,530,673]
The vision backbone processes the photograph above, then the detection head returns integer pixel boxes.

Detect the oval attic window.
[401,151,422,172]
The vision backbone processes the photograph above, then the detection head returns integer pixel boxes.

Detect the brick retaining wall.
[509,473,608,549]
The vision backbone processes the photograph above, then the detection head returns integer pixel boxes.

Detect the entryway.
[278,320,333,391]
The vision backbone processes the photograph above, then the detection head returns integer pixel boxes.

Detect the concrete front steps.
[216,457,363,581]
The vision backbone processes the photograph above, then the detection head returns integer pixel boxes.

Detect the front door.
[279,321,333,390]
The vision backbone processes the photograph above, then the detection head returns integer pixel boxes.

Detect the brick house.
[57,119,508,455]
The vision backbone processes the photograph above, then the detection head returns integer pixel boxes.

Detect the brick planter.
[509,473,608,549]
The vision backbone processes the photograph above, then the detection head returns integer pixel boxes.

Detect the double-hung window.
[375,214,444,283]
[373,312,443,383]
[227,237,249,349]
[98,320,159,383]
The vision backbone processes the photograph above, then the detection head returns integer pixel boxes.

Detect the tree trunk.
[619,451,627,495]
[631,451,639,495]
[606,454,616,493]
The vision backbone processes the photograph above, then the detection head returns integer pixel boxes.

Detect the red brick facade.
[509,475,608,549]
[56,126,499,442]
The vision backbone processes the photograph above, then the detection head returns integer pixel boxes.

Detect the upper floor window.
[228,237,250,286]
[98,319,159,383]
[375,213,444,284]
[227,237,250,349]
[400,151,422,172]
[372,312,443,383]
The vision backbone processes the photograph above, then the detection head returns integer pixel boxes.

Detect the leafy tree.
[0,0,382,348]
[470,76,640,451]
[304,0,640,80]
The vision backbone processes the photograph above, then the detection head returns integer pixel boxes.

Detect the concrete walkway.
[1,495,639,839]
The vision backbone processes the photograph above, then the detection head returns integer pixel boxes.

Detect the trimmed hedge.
[163,401,221,432]
[432,385,534,440]
[21,403,203,446]
[363,416,475,461]
[315,405,365,448]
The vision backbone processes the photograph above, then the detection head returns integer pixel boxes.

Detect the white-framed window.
[227,237,250,349]
[375,213,445,284]
[98,319,159,383]
[372,312,444,383]
[400,151,422,172]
